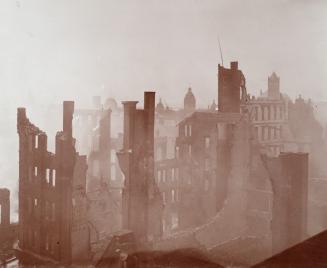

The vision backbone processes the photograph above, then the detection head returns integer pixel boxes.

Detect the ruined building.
[169,61,247,229]
[154,111,274,266]
[17,102,90,265]
[152,62,310,267]
[154,87,224,235]
[218,61,247,113]
[117,92,163,245]
[176,112,241,229]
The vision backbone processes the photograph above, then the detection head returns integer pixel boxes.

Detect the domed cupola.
[156,98,165,114]
[184,87,196,112]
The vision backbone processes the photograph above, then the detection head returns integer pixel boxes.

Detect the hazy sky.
[0,0,327,219]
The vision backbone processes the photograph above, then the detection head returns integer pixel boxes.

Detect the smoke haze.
[0,0,327,220]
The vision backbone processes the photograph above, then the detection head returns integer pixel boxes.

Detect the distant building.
[242,72,290,157]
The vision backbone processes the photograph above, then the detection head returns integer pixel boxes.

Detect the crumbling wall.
[72,155,90,262]
[218,62,246,113]
[17,102,90,264]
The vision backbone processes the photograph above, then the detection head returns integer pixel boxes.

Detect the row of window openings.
[175,145,193,159]
[157,168,179,183]
[27,198,56,221]
[184,125,192,137]
[27,229,56,254]
[256,126,282,141]
[173,150,211,170]
[253,106,284,121]
[162,189,178,204]
[31,167,56,187]
[175,137,211,159]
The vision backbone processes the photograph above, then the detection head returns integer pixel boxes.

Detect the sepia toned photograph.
[0,0,327,267]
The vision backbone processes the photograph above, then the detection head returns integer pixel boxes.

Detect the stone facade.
[242,72,289,157]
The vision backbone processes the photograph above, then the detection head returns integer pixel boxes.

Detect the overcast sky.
[0,0,327,219]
